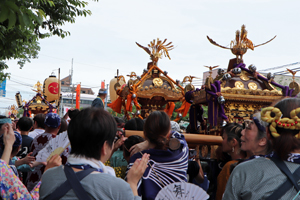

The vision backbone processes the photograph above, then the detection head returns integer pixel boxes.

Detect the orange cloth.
[108,97,123,113]
[126,94,133,112]
[164,102,175,117]
[215,160,239,200]
[175,100,191,117]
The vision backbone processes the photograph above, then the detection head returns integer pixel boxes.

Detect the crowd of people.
[1,97,300,199]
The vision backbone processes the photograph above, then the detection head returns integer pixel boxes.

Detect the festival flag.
[101,80,105,89]
[75,83,81,109]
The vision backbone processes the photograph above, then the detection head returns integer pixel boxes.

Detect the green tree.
[107,105,139,121]
[107,108,126,119]
[17,108,24,118]
[202,105,208,118]
[0,0,95,81]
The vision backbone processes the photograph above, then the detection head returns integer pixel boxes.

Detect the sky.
[1,0,300,113]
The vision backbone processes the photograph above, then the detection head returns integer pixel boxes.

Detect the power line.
[258,62,300,72]
[8,79,33,87]
[274,67,300,75]
[10,74,39,81]
[0,96,16,100]
[39,54,132,73]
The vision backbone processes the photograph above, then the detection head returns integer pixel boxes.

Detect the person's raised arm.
[129,141,149,157]
[44,154,62,172]
[194,157,205,184]
[126,153,149,196]
[1,123,15,164]
[15,152,35,167]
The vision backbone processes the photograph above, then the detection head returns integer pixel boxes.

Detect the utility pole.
[104,83,108,110]
[71,58,74,107]
[58,68,61,115]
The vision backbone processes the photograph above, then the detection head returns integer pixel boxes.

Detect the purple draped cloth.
[205,81,228,126]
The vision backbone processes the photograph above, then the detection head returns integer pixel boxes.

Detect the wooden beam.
[125,130,222,146]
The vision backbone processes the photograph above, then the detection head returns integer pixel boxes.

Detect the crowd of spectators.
[1,97,300,199]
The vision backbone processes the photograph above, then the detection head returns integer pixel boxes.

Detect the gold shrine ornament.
[289,81,300,96]
[240,71,250,81]
[184,84,195,93]
[235,81,244,89]
[153,78,163,87]
[248,82,258,90]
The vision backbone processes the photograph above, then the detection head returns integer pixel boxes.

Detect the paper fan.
[155,182,209,200]
[36,131,70,162]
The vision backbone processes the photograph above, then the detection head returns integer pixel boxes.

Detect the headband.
[0,118,12,124]
[253,117,265,132]
[99,90,107,94]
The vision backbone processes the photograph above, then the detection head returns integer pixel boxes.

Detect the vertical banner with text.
[0,79,6,97]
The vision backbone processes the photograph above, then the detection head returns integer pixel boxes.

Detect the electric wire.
[39,54,132,73]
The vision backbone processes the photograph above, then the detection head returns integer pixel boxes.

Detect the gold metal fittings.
[153,78,163,87]
[248,82,258,90]
[235,81,244,89]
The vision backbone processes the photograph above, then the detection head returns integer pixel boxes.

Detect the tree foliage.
[0,0,95,80]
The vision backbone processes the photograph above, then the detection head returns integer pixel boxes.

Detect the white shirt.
[28,128,45,139]
[67,154,116,176]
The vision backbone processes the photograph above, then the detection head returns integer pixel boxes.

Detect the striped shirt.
[127,131,189,200]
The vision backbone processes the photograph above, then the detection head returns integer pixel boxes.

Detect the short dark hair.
[68,107,116,160]
[17,117,33,132]
[33,114,46,129]
[68,109,80,120]
[58,118,68,134]
[114,117,125,128]
[0,115,7,129]
[123,135,145,158]
[124,118,144,131]
[143,111,170,149]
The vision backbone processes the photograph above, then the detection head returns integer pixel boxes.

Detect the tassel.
[132,98,141,110]
[126,94,133,112]
[108,97,123,113]
[164,102,175,117]
[175,100,191,117]
[182,102,191,117]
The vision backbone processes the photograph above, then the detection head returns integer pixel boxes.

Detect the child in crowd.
[16,117,34,159]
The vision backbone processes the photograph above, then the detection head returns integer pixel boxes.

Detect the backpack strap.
[266,157,300,200]
[44,165,96,200]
